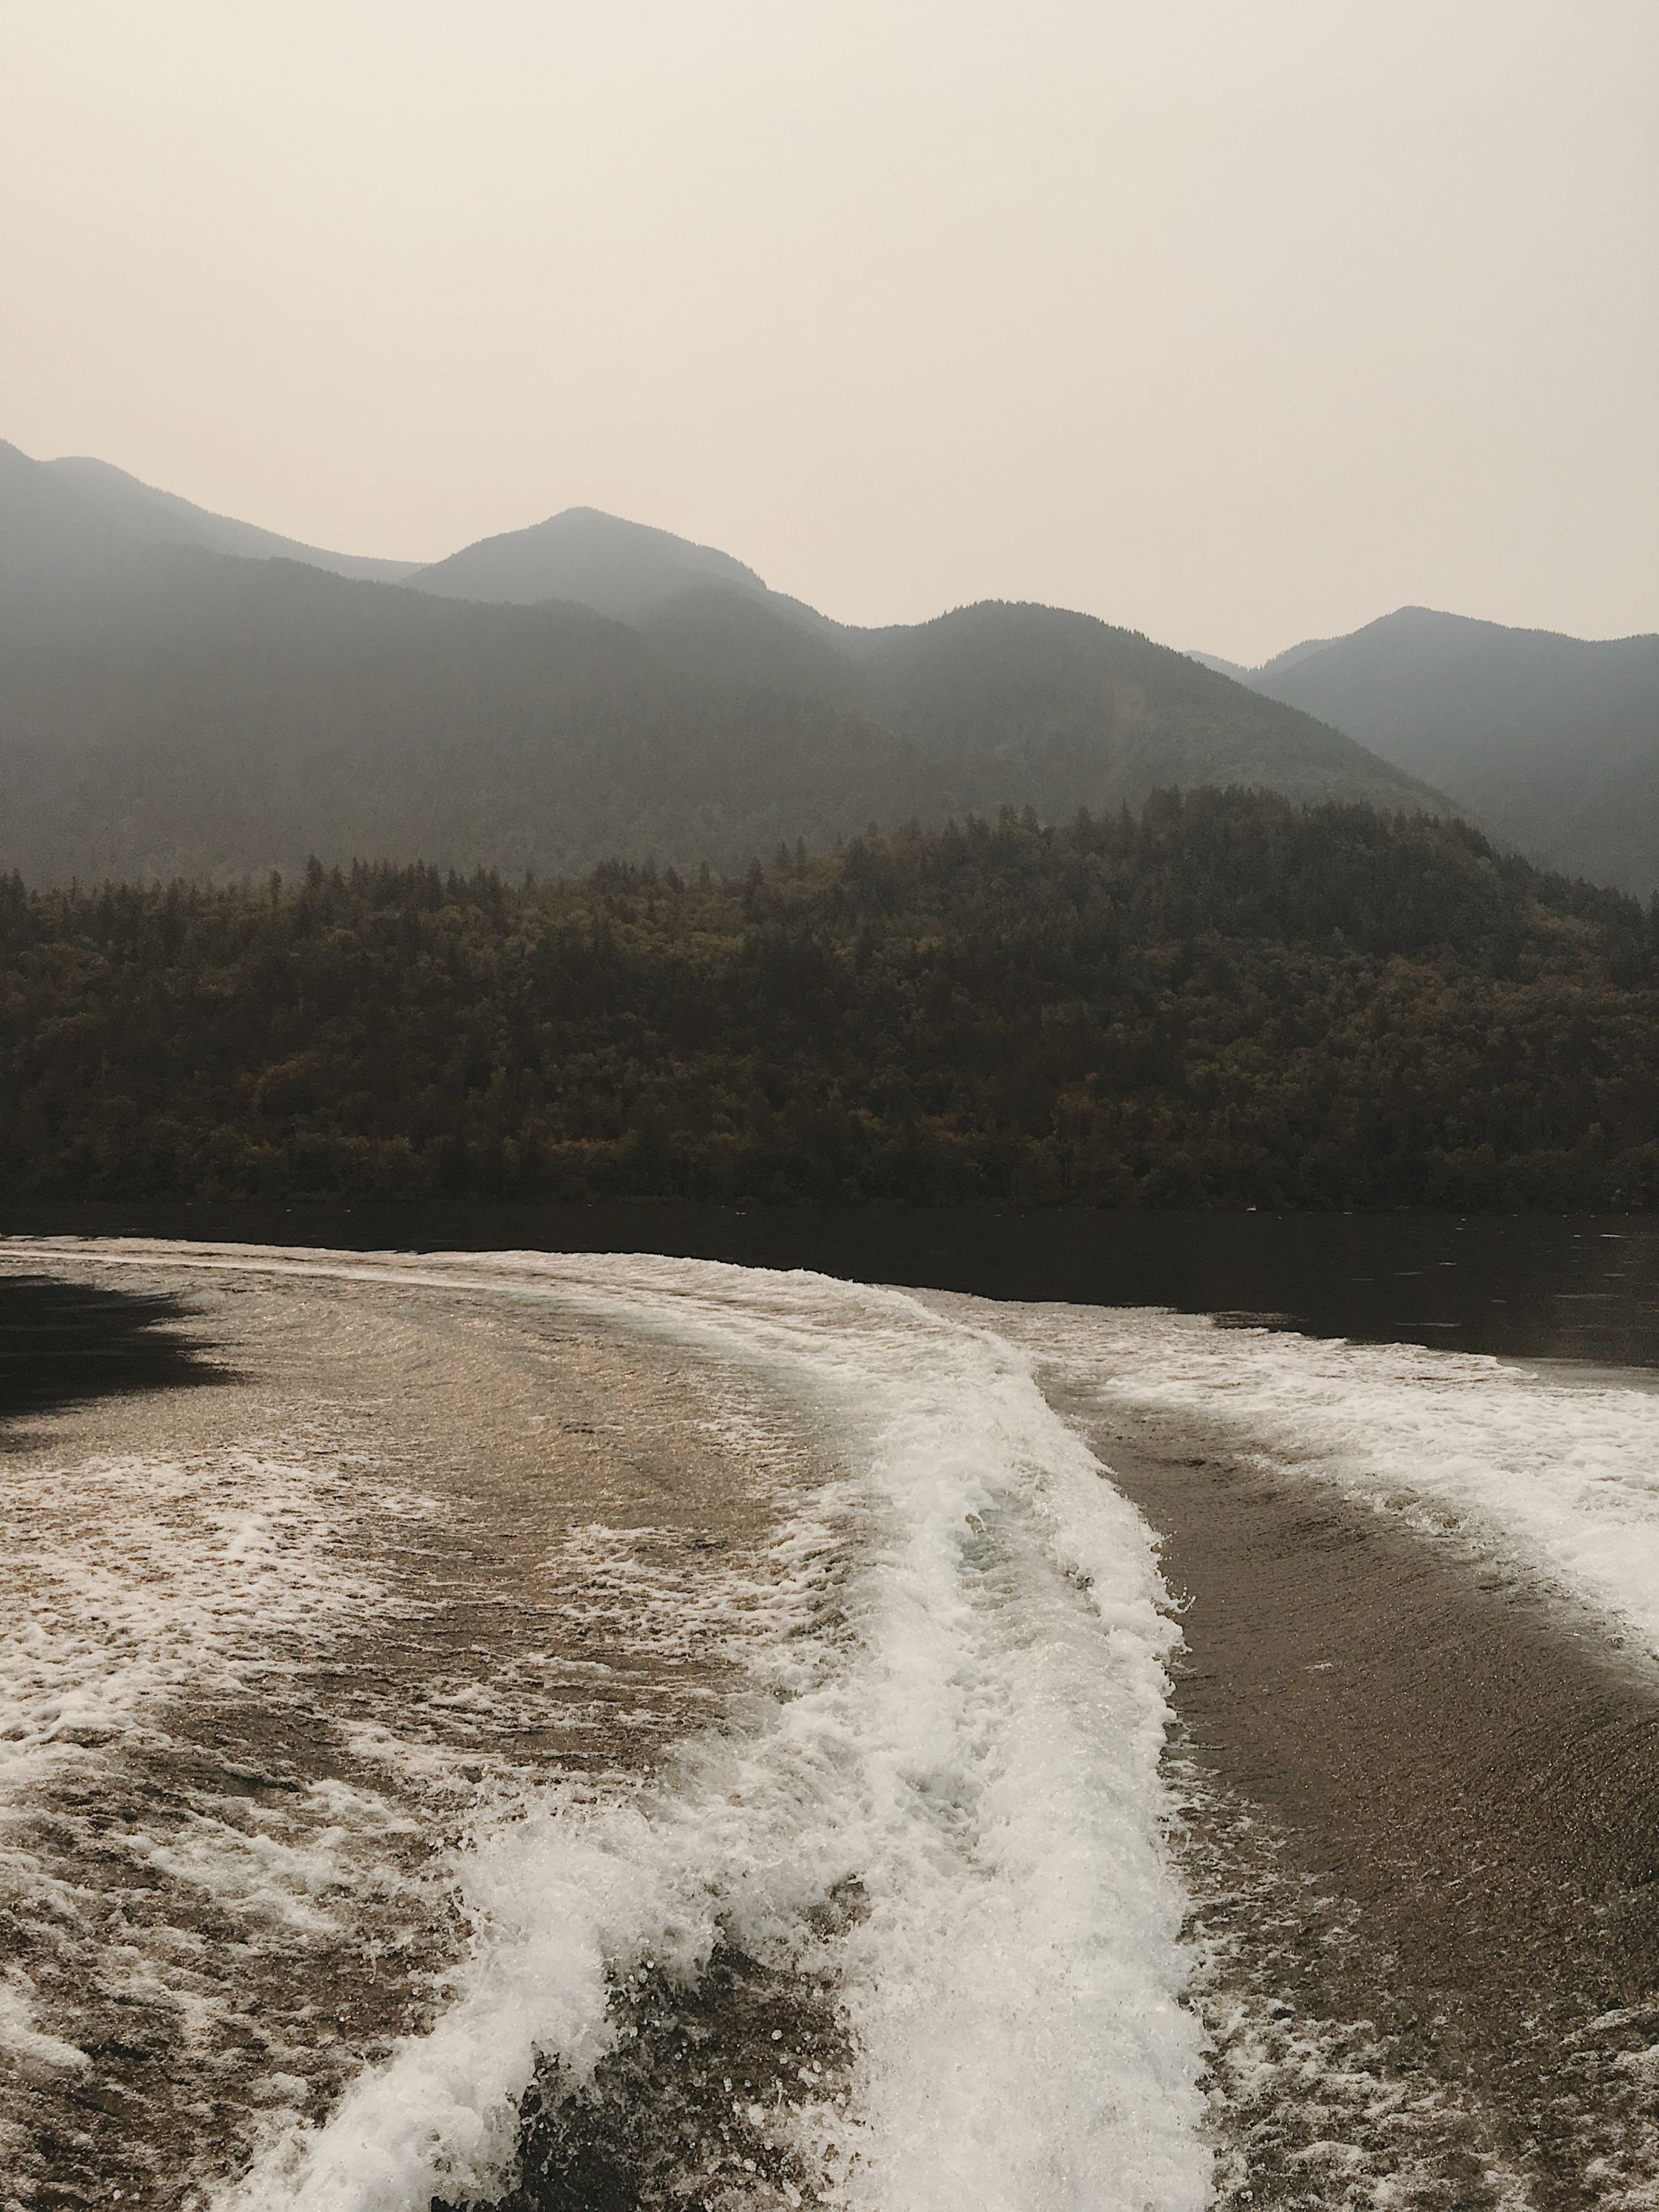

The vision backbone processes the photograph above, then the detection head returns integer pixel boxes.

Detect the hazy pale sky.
[2,1,1654,659]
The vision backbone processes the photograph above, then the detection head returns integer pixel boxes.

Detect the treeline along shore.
[5,790,1657,1211]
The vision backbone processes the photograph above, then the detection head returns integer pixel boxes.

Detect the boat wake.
[0,1246,1208,2212]
[972,1294,1659,1664]
[11,1242,1659,2209]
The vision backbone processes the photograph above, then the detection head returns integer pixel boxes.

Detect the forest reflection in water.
[0,1272,228,1426]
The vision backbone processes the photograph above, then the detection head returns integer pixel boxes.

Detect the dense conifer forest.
[4,790,1657,1211]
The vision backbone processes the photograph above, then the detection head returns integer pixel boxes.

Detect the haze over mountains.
[0,437,1452,887]
[12,437,1651,894]
[1196,611,1659,893]
[0,440,420,586]
[411,506,774,619]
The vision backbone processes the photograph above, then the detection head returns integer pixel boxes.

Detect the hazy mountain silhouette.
[847,602,1425,812]
[1198,607,1659,892]
[407,506,782,619]
[0,439,1452,885]
[0,548,932,884]
[0,438,416,585]
[1190,637,1335,684]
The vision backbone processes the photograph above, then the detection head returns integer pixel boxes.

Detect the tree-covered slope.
[0,550,932,884]
[3,791,1654,1211]
[1209,607,1659,893]
[0,524,1448,884]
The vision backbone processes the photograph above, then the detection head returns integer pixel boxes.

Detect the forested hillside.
[0,552,1444,885]
[0,438,1449,884]
[3,791,1655,1211]
[1201,607,1659,893]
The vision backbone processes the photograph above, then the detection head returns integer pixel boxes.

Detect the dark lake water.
[0,1272,227,1424]
[6,1203,1659,1371]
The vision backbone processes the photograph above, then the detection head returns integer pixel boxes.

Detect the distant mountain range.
[0,438,1487,888]
[1195,609,1659,893]
[0,440,822,619]
[0,442,420,585]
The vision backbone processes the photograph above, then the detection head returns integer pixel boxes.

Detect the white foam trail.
[0,1406,479,2207]
[0,1442,384,1792]
[970,1296,1659,1664]
[5,1242,1209,2212]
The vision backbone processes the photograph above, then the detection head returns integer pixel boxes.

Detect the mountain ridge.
[0,437,1465,888]
[1,439,419,583]
[1194,606,1659,892]
[405,503,773,617]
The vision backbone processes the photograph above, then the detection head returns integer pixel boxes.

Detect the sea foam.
[7,1242,1210,2212]
[970,1295,1659,1666]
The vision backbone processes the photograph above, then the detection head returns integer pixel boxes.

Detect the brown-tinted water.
[8,1234,1659,2210]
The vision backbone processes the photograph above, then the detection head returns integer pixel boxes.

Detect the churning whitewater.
[11,1240,1659,2210]
[964,1294,1659,1665]
[0,1242,1209,2212]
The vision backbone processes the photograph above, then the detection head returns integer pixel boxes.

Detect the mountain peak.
[0,436,419,584]
[407,505,768,617]
[1209,603,1659,891]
